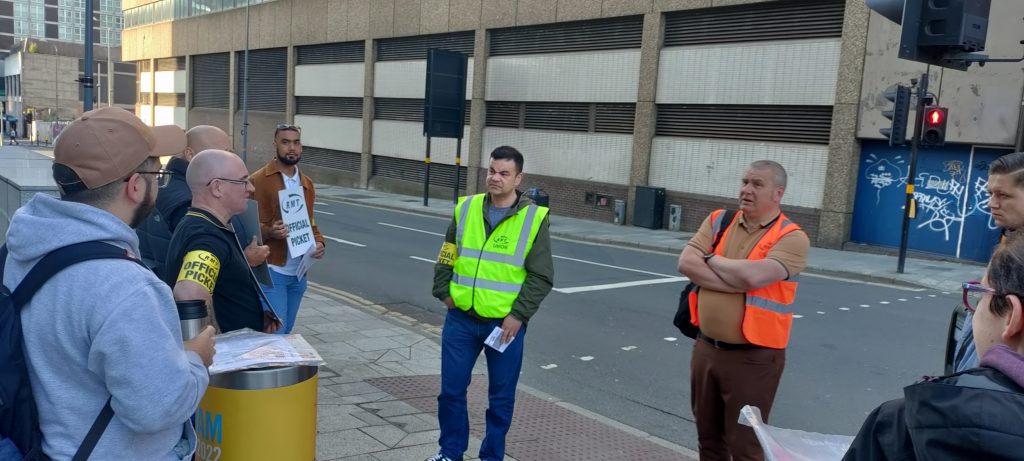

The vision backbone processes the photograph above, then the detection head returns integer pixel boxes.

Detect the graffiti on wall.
[912,160,967,241]
[852,143,1009,262]
[864,154,906,205]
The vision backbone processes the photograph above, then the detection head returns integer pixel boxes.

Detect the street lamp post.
[53,43,58,121]
[240,0,251,165]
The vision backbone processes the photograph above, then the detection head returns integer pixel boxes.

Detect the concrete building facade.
[121,0,1024,260]
[1,0,131,133]
[3,40,135,128]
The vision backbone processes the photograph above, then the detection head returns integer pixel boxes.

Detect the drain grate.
[366,375,692,460]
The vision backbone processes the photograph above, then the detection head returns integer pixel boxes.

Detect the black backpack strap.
[10,241,142,309]
[0,244,8,277]
[4,241,143,459]
[71,397,113,461]
[710,210,737,252]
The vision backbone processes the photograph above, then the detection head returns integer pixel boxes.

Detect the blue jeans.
[260,270,307,334]
[437,309,526,461]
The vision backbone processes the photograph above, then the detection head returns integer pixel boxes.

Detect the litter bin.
[526,187,549,208]
[195,365,318,461]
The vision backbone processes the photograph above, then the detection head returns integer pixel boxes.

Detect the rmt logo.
[282,193,305,214]
[491,235,511,251]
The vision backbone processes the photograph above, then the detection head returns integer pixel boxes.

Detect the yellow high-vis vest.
[450,194,548,318]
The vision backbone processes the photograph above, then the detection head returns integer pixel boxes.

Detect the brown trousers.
[691,338,786,461]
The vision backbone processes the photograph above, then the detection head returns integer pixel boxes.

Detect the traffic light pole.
[897,72,928,274]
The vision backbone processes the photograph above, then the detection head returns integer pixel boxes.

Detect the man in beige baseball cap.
[3,107,215,459]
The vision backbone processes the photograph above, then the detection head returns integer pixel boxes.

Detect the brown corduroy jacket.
[251,157,325,267]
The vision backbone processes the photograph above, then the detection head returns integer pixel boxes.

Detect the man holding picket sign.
[251,123,326,334]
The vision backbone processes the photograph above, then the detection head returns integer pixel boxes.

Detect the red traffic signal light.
[921,106,948,147]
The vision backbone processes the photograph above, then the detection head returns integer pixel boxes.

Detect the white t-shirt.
[270,168,304,276]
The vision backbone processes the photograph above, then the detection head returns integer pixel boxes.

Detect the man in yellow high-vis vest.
[427,146,554,461]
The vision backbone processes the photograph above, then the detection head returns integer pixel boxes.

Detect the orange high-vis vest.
[689,209,802,349]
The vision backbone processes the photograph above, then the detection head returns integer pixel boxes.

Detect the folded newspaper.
[208,328,325,375]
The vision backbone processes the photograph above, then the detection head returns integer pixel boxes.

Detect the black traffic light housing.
[880,84,912,146]
[865,0,993,71]
[920,106,948,147]
[904,0,991,70]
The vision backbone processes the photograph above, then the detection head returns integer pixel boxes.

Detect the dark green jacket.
[432,191,554,323]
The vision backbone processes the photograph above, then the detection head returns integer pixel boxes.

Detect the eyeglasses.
[963,281,998,313]
[275,123,301,132]
[206,177,251,187]
[130,170,172,188]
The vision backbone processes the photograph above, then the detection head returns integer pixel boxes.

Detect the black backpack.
[0,242,143,461]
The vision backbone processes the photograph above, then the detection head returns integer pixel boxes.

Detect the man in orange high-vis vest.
[677,160,809,461]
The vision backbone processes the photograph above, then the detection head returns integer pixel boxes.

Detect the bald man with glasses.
[165,149,279,333]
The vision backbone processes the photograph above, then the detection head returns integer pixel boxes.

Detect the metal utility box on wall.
[613,200,626,225]
[633,186,666,229]
[668,205,682,231]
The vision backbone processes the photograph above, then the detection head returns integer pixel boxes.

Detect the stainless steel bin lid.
[209,365,318,390]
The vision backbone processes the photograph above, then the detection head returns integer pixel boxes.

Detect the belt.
[697,332,761,351]
[461,307,501,323]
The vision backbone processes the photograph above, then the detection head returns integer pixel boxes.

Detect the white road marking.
[553,255,678,278]
[898,298,908,302]
[793,314,804,319]
[409,256,435,264]
[378,222,444,237]
[839,307,850,311]
[621,346,637,351]
[554,276,687,294]
[801,272,926,291]
[879,301,890,305]
[540,364,558,370]
[314,210,335,216]
[579,356,594,361]
[942,292,951,295]
[323,236,366,247]
[914,296,923,299]
[928,294,937,298]
[315,202,328,206]
[860,304,870,308]
[816,311,826,315]
[664,337,678,342]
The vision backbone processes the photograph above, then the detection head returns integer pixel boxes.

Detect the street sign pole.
[423,136,432,206]
[897,72,928,274]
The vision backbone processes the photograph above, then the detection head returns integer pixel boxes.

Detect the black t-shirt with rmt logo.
[164,207,263,332]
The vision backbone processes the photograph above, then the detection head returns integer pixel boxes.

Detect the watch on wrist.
[703,253,715,262]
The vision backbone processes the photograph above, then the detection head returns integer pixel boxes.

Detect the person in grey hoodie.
[3,107,215,460]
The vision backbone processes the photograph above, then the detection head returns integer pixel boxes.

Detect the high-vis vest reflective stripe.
[450,194,549,318]
[688,209,802,349]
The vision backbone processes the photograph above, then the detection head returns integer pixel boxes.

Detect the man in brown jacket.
[250,123,326,333]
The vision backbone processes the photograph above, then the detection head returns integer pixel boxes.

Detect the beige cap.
[53,107,187,190]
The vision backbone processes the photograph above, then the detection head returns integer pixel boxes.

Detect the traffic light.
[865,0,992,71]
[880,84,912,146]
[920,106,948,147]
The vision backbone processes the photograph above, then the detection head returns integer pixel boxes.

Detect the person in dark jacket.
[842,235,1024,461]
[137,125,265,279]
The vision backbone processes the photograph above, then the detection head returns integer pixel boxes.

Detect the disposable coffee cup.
[177,300,208,341]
